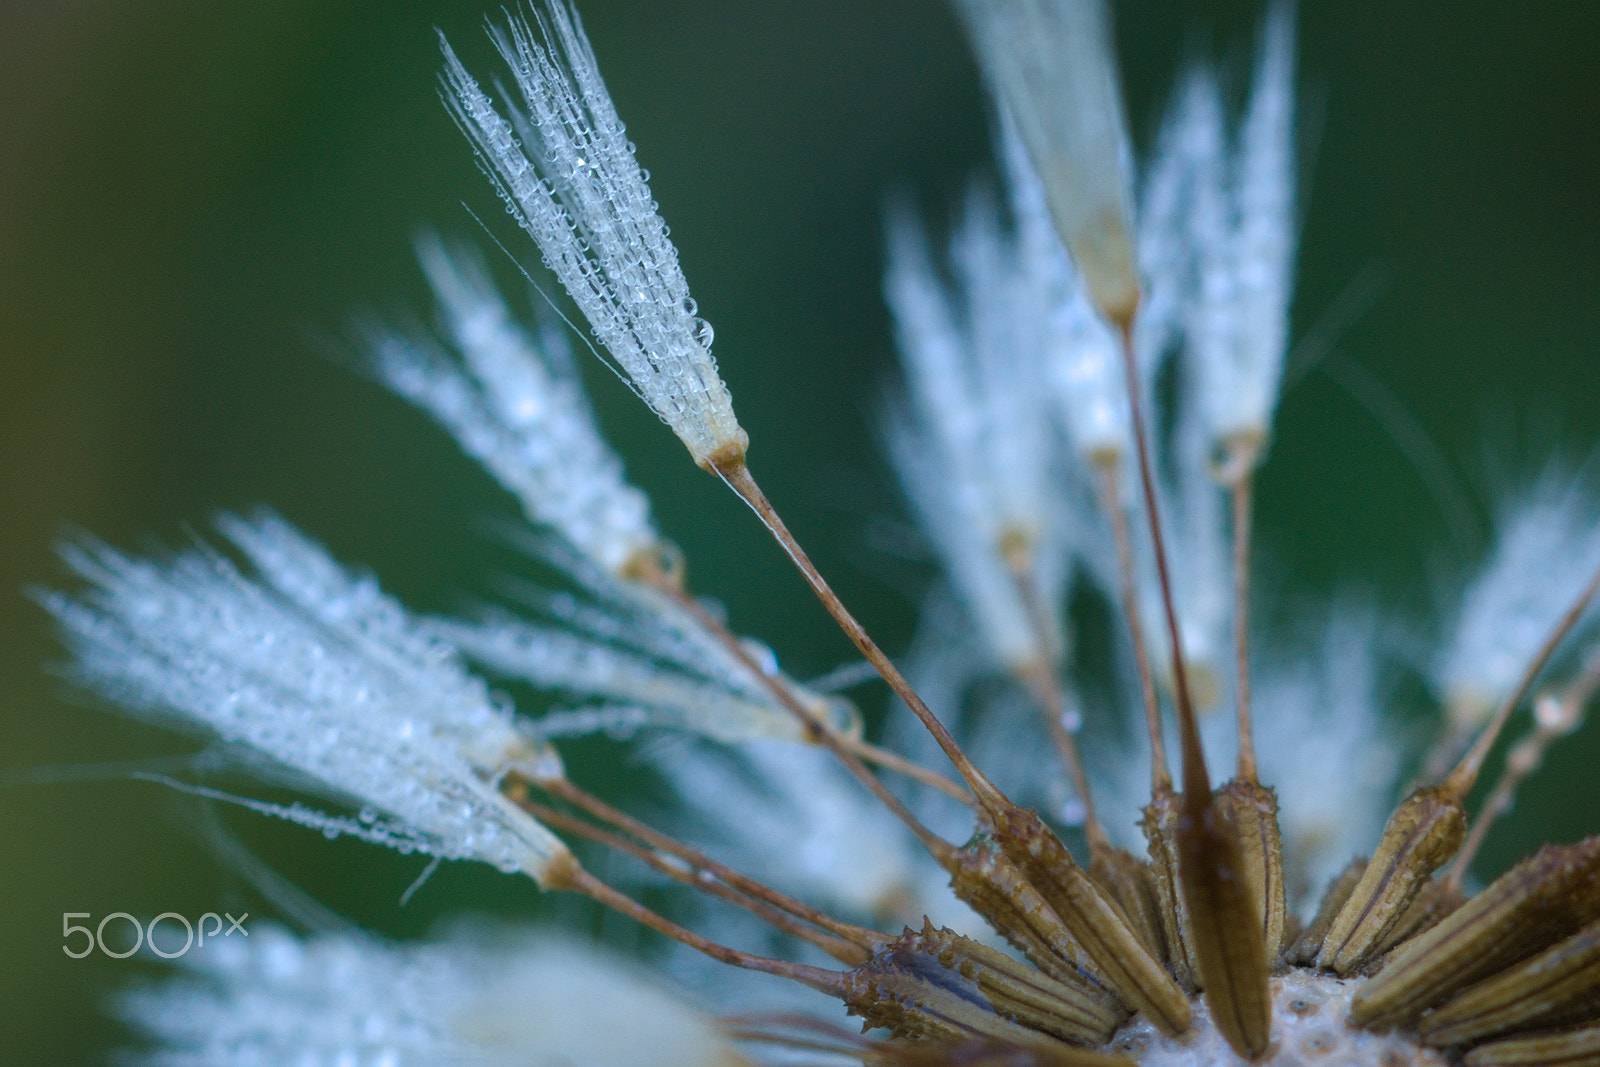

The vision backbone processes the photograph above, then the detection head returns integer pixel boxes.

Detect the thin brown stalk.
[1093,456,1169,791]
[1443,559,1600,800]
[657,578,973,816]
[1004,542,1108,850]
[1019,657,1108,853]
[1114,326,1205,797]
[1117,326,1270,1058]
[1226,448,1259,783]
[709,453,1010,816]
[842,735,974,805]
[719,1014,871,1056]
[529,772,890,951]
[1446,642,1600,888]
[513,793,872,965]
[556,865,844,995]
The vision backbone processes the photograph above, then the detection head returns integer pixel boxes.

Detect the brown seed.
[1366,878,1466,969]
[839,921,1129,1048]
[1176,788,1273,1060]
[1353,836,1600,1030]
[1141,782,1198,987]
[1217,778,1289,963]
[1279,908,1304,954]
[1420,917,1600,1047]
[946,834,1123,1008]
[1088,841,1168,964]
[1285,857,1367,967]
[1462,1026,1600,1066]
[994,804,1193,1036]
[1318,786,1467,976]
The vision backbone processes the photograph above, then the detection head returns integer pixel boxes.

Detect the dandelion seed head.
[37,3,1600,1065]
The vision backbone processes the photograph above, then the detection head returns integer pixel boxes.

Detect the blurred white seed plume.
[656,739,937,924]
[953,0,1140,328]
[881,191,1069,673]
[116,923,746,1067]
[370,235,660,575]
[1255,602,1403,903]
[434,536,860,747]
[999,114,1131,467]
[1437,457,1600,732]
[1180,3,1299,461]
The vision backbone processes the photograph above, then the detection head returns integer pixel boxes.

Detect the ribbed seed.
[995,804,1193,1036]
[840,921,1129,1048]
[1217,778,1288,963]
[1318,786,1466,976]
[1421,917,1600,1047]
[1089,842,1168,963]
[1141,784,1197,988]
[1176,789,1273,1060]
[1367,878,1465,967]
[1352,836,1600,1030]
[947,834,1122,1005]
[1285,858,1366,966]
[1463,1026,1600,1066]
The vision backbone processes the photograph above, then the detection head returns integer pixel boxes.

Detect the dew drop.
[738,637,779,677]
[691,317,714,349]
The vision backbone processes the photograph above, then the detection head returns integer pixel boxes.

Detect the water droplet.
[358,807,378,825]
[681,296,697,317]
[738,637,779,677]
[691,317,714,349]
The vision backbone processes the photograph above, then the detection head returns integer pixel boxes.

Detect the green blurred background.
[1,1,1595,1059]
